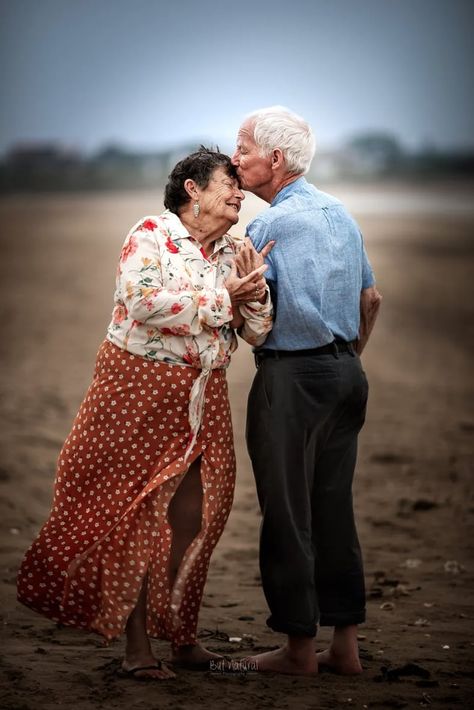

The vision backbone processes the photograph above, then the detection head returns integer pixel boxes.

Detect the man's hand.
[235,237,275,277]
[355,285,382,355]
[225,262,268,305]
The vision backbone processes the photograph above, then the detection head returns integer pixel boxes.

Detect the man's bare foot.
[172,643,223,668]
[317,625,363,675]
[244,646,318,675]
[121,653,176,680]
[316,648,362,675]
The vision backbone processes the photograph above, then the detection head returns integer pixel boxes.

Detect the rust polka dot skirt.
[17,340,236,645]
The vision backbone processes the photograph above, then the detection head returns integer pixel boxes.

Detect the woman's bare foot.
[172,643,223,668]
[244,644,318,675]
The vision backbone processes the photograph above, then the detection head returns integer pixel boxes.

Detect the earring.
[193,202,200,218]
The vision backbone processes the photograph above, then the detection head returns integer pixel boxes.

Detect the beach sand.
[1,185,473,709]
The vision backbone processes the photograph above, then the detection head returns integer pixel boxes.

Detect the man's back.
[247,177,374,349]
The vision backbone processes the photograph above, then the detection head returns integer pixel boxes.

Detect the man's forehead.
[237,120,255,143]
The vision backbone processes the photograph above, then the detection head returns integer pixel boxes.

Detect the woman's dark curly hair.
[164,146,238,214]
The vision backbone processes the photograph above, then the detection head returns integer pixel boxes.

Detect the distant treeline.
[1,133,473,192]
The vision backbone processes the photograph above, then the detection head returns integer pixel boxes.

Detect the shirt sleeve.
[247,218,271,251]
[118,225,233,334]
[361,234,375,289]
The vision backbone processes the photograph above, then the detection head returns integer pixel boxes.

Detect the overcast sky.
[1,0,473,155]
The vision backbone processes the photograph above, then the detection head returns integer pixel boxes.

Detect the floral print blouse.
[106,210,273,456]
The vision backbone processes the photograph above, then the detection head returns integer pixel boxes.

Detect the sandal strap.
[129,663,162,672]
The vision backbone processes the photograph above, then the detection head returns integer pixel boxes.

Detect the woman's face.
[197,166,245,228]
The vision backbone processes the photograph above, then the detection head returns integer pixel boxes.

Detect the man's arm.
[355,285,382,355]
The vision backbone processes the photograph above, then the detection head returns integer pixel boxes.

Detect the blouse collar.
[161,209,232,255]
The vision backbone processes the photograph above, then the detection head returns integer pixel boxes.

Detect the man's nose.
[231,150,239,166]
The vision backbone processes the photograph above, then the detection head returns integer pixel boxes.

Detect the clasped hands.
[225,237,275,306]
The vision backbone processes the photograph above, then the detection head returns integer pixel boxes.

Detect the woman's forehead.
[210,166,238,184]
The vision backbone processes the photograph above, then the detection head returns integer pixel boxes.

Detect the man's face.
[231,119,273,193]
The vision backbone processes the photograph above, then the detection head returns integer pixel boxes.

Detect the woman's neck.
[179,209,227,257]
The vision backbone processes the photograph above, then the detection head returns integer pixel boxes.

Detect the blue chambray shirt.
[247,177,375,350]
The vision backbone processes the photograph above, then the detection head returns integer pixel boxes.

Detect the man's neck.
[256,173,303,203]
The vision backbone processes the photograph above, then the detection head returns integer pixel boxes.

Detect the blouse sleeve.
[238,290,273,347]
[117,223,233,334]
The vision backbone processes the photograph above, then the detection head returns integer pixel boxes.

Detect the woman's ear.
[183,178,199,201]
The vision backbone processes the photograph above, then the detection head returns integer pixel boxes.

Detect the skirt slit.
[17,340,236,645]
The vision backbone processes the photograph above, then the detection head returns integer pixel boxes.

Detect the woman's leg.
[168,457,204,586]
[167,456,222,665]
[122,574,176,679]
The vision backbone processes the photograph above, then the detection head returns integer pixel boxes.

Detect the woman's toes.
[161,664,177,679]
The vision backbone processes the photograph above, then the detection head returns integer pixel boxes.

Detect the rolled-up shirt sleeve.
[118,227,233,334]
[361,234,375,289]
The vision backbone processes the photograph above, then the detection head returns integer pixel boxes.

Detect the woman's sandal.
[117,661,175,680]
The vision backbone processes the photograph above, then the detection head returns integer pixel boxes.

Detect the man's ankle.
[331,625,359,655]
[287,635,316,659]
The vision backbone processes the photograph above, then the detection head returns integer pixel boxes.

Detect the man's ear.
[183,178,199,201]
[271,148,284,170]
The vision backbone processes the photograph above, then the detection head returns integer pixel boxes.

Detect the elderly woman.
[17,148,273,680]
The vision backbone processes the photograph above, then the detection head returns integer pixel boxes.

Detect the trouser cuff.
[319,609,366,627]
[266,615,317,638]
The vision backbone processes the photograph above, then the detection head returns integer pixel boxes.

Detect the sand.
[0,184,473,709]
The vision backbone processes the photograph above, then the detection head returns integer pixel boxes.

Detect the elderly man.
[232,106,381,675]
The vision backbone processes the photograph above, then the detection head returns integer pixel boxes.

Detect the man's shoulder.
[248,183,344,231]
[298,182,346,212]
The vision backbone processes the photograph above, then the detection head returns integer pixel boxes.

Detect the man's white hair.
[246,105,316,175]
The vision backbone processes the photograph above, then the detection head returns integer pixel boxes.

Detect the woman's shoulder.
[124,212,189,248]
[128,213,167,236]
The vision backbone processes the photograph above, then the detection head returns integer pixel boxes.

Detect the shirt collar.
[271,176,306,207]
[160,209,231,255]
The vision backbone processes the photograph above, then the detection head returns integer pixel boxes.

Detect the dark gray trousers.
[246,349,368,637]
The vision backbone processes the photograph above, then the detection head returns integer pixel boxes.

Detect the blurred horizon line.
[2,129,474,162]
[1,129,473,193]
